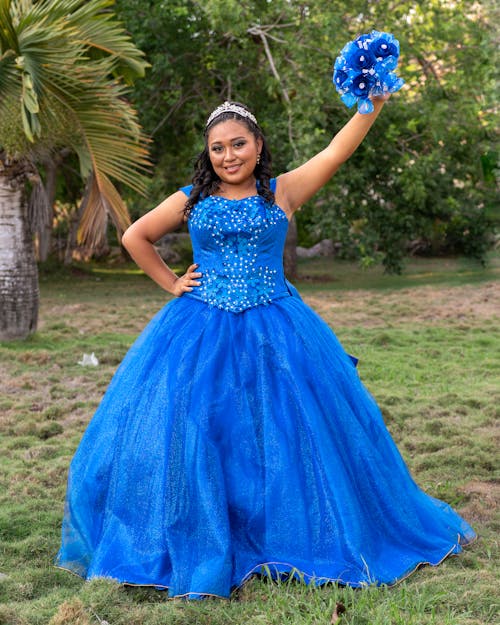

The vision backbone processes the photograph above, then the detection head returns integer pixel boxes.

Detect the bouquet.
[333,31,404,114]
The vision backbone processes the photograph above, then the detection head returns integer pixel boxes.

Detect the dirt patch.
[458,480,500,525]
[38,281,499,332]
[304,281,500,328]
[39,301,157,335]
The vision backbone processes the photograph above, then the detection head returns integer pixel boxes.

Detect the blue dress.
[55,180,475,598]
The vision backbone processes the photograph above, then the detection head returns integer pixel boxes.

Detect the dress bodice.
[181,181,290,312]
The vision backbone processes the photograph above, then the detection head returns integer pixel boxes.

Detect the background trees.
[0,1,497,339]
[116,0,497,272]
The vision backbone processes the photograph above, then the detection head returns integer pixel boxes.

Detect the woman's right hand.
[171,263,202,297]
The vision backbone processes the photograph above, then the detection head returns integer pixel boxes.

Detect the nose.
[223,146,236,162]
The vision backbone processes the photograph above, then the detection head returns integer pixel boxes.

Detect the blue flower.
[332,30,404,114]
[351,73,376,98]
[347,47,376,71]
[333,68,349,88]
[369,32,399,61]
[371,39,398,59]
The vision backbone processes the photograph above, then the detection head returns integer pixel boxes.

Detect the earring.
[256,154,261,165]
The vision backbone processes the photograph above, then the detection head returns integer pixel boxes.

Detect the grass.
[0,254,499,625]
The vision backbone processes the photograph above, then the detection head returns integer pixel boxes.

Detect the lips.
[224,164,241,174]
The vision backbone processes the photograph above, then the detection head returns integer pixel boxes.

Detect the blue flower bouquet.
[333,31,404,114]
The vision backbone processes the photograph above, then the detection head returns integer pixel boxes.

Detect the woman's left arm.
[276,96,388,214]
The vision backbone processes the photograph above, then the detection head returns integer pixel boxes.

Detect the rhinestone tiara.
[205,101,258,128]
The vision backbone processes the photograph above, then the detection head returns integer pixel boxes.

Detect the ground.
[0,254,498,624]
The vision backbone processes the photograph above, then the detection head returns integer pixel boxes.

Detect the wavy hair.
[184,101,274,216]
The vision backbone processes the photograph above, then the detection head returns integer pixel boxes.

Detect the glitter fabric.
[185,190,289,312]
[55,179,475,598]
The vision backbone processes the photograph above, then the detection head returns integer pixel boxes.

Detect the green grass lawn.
[0,254,498,625]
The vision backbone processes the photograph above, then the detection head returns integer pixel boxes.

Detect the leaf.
[2,0,151,197]
[77,170,131,247]
[0,0,18,52]
[21,71,39,113]
[0,49,18,100]
[20,101,34,142]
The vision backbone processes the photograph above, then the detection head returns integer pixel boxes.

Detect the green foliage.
[115,0,497,271]
[0,0,151,244]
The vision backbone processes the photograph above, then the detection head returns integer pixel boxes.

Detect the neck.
[218,177,257,199]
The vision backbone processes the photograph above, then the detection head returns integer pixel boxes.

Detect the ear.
[256,137,263,154]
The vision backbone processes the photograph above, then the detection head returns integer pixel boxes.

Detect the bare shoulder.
[123,190,188,244]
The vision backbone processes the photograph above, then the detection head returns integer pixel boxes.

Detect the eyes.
[210,140,247,153]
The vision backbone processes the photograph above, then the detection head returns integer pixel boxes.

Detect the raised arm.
[276,96,388,214]
[121,191,201,296]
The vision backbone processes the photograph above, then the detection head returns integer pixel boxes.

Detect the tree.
[116,0,496,273]
[0,0,150,340]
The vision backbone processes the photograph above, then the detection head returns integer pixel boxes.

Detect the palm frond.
[2,0,152,246]
[65,0,150,82]
[0,49,18,100]
[77,169,131,247]
[0,0,18,52]
[58,65,151,193]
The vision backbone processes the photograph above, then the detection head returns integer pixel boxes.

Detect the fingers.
[176,263,202,295]
[181,278,201,291]
[185,263,202,285]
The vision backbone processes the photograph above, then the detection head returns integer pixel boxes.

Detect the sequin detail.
[188,194,289,312]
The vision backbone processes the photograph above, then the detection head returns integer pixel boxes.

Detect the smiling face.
[207,119,263,190]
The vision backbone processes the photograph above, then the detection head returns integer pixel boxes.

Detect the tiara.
[205,101,258,128]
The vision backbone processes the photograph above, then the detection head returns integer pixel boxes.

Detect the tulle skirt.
[55,292,475,598]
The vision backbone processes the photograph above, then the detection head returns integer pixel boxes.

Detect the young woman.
[55,99,475,599]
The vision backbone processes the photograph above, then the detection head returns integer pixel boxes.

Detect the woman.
[55,98,475,599]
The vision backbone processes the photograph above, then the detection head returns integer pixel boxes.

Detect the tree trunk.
[283,214,298,280]
[64,177,92,265]
[0,173,39,340]
[37,158,58,262]
[64,204,81,265]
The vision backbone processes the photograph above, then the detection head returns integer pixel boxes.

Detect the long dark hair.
[184,101,274,216]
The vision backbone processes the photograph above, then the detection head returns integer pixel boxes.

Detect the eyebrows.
[209,135,248,146]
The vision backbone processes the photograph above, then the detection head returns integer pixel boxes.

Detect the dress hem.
[53,533,477,600]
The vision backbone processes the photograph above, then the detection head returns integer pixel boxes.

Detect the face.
[207,119,263,188]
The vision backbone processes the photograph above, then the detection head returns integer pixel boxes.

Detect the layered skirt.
[55,293,475,598]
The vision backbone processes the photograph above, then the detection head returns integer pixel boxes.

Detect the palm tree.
[0,0,150,340]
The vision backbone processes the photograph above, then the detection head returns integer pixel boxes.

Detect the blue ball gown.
[55,179,475,598]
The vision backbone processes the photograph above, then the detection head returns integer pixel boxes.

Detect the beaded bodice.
[182,182,290,313]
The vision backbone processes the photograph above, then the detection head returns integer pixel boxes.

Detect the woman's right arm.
[121,190,201,296]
